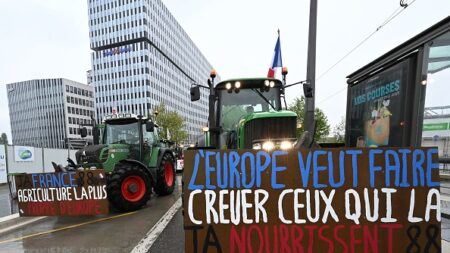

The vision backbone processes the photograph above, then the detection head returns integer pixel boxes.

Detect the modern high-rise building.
[88,0,215,142]
[7,79,95,149]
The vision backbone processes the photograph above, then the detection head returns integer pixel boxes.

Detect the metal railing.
[440,157,450,174]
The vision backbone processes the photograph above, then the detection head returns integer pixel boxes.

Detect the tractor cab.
[103,114,157,162]
[191,77,298,150]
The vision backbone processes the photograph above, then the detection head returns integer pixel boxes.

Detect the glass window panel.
[421,31,450,160]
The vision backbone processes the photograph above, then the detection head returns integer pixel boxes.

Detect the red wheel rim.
[164,162,174,187]
[121,176,146,202]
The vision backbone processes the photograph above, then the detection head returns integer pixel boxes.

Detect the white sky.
[0,0,449,143]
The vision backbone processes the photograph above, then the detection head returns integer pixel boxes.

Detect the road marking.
[131,197,182,253]
[0,211,137,245]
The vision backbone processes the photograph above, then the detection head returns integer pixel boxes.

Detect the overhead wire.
[315,0,417,104]
[291,0,418,104]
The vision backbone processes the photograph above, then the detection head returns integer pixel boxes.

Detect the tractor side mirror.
[303,82,313,98]
[80,127,88,138]
[146,121,155,132]
[190,85,200,101]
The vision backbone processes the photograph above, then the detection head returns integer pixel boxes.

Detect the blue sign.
[103,46,132,57]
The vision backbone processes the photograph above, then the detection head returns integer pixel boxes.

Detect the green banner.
[423,123,449,131]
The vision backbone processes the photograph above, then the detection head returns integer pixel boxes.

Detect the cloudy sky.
[0,0,449,143]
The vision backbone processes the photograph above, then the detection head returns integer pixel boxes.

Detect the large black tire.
[154,153,176,196]
[107,163,151,212]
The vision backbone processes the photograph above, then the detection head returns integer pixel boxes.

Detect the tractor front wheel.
[107,163,151,212]
[155,153,176,196]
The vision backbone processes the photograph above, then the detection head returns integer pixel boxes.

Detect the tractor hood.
[75,143,130,165]
[75,144,107,164]
[238,110,298,149]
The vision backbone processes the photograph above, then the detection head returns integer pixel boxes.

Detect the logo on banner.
[14,146,34,162]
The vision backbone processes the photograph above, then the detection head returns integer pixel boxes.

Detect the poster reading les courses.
[347,56,414,148]
[183,148,441,253]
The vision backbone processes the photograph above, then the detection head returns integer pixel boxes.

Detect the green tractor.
[58,114,176,212]
[190,70,298,150]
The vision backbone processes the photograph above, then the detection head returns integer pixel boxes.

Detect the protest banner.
[183,148,441,253]
[15,170,109,216]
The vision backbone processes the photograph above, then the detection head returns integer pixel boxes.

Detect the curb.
[0,213,19,223]
[443,212,450,219]
[0,214,47,235]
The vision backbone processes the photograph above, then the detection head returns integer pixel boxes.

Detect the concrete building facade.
[88,0,214,142]
[7,78,95,149]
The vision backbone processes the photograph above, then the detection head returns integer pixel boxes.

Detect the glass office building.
[88,0,215,142]
[7,79,95,149]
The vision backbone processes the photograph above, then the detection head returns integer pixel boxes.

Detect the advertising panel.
[14,146,35,162]
[183,148,441,253]
[346,57,415,147]
[422,120,450,138]
[0,145,6,184]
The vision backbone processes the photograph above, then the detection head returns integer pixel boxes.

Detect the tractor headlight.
[280,140,293,150]
[262,141,275,151]
[252,143,262,150]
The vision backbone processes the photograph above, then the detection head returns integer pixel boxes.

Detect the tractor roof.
[215,77,283,90]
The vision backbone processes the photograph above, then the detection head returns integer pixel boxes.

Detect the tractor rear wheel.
[155,153,176,196]
[107,163,151,212]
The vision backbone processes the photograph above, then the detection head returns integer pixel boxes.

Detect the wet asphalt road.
[148,209,184,253]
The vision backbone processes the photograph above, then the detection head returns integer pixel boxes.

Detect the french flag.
[267,34,283,79]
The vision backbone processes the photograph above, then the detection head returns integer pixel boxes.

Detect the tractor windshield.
[104,121,140,145]
[219,88,281,130]
[217,87,281,148]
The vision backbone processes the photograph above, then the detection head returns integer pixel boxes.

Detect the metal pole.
[208,71,217,148]
[40,127,44,173]
[67,138,70,159]
[305,0,318,134]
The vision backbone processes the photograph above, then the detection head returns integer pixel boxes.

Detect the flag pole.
[304,0,318,136]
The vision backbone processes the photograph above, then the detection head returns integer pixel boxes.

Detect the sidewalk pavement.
[0,184,17,218]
